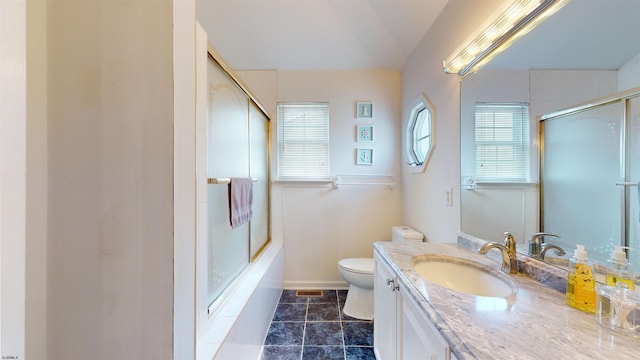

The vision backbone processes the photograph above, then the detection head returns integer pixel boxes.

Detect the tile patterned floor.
[261,289,375,360]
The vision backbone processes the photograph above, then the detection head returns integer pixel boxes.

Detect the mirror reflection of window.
[406,94,435,172]
[474,103,530,182]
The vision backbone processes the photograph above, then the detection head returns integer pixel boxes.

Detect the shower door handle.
[616,182,638,186]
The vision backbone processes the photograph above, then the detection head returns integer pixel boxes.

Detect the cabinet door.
[400,287,450,360]
[374,253,399,360]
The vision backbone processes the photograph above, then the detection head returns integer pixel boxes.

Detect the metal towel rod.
[208,177,258,185]
[332,174,396,189]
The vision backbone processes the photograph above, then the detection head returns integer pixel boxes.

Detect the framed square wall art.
[356,101,373,119]
[357,125,373,142]
[356,148,373,165]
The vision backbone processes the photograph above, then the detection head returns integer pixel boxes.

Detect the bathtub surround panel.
[210,245,283,360]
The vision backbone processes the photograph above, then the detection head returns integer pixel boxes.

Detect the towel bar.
[208,177,258,185]
[332,174,396,189]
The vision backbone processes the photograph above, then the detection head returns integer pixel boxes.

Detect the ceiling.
[197,0,640,72]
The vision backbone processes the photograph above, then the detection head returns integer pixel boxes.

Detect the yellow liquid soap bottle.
[566,244,596,313]
[605,245,635,290]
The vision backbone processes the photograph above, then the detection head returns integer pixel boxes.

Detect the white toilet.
[338,226,424,320]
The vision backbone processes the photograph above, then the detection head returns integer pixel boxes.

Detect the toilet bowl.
[338,258,375,320]
[338,226,424,320]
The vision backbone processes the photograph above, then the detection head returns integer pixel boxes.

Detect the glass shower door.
[626,95,640,269]
[206,59,250,307]
[541,101,624,264]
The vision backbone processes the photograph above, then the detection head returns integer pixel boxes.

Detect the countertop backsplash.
[457,232,567,292]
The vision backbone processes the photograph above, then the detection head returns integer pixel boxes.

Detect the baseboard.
[283,280,349,290]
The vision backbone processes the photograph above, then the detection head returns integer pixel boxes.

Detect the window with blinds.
[474,103,530,182]
[277,102,330,180]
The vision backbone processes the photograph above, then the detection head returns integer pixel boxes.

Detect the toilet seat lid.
[339,258,374,274]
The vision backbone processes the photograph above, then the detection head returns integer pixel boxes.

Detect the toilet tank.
[391,226,424,242]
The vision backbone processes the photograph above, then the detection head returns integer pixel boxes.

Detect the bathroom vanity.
[374,250,454,360]
[373,240,639,360]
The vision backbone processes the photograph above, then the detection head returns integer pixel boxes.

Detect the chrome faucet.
[539,243,566,260]
[479,232,518,274]
[528,232,564,260]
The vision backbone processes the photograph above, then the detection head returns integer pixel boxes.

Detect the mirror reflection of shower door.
[627,96,640,269]
[541,101,624,264]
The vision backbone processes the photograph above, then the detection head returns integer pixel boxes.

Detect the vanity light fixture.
[443,0,569,77]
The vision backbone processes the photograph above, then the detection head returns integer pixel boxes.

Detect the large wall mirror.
[460,0,640,271]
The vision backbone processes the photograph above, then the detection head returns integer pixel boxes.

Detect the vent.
[295,290,324,298]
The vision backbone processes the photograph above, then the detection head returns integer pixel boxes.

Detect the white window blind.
[474,103,530,182]
[277,102,330,180]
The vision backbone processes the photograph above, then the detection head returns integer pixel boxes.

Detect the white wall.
[46,1,175,358]
[239,70,403,288]
[530,69,618,116]
[619,51,640,91]
[401,0,504,243]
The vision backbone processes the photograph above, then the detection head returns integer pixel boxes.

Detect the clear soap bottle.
[566,244,596,313]
[605,245,635,290]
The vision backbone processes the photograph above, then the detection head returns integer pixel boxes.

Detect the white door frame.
[0,0,27,358]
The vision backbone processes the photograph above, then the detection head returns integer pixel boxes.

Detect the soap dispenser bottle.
[605,246,635,290]
[566,244,596,313]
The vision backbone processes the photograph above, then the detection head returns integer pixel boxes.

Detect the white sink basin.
[410,255,518,298]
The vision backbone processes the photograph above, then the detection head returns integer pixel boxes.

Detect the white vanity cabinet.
[374,252,401,360]
[374,252,455,360]
[400,286,454,360]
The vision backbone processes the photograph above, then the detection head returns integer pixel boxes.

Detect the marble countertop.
[373,240,639,360]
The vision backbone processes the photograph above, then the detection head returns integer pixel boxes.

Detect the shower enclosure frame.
[539,87,640,268]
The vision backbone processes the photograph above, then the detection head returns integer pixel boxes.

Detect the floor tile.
[308,289,339,303]
[307,303,340,322]
[343,321,373,346]
[264,321,304,345]
[261,345,302,360]
[279,290,308,304]
[273,303,307,321]
[304,322,344,346]
[345,346,376,360]
[302,345,345,359]
[337,290,348,306]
